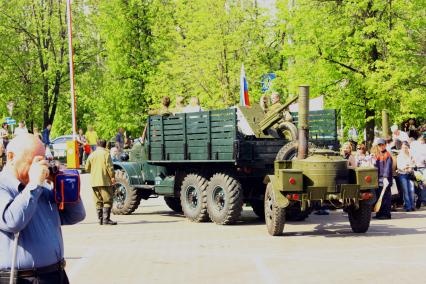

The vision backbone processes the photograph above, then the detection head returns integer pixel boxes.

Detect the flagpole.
[66,0,77,138]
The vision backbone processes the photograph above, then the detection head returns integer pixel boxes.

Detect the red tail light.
[365,176,372,183]
[361,193,373,200]
[292,194,299,200]
[289,177,296,185]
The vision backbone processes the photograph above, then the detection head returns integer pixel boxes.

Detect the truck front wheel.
[265,183,286,236]
[112,170,142,215]
[347,200,371,233]
[207,173,243,225]
[180,174,210,222]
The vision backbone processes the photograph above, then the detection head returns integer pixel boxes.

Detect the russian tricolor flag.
[240,64,250,107]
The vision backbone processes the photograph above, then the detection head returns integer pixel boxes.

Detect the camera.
[47,160,80,209]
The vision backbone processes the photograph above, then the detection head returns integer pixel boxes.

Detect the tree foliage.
[277,0,425,145]
[0,0,424,143]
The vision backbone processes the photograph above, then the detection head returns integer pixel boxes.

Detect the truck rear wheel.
[348,200,371,233]
[265,183,286,236]
[112,170,142,215]
[251,200,265,220]
[207,173,243,225]
[164,197,183,213]
[180,173,210,222]
[286,202,311,221]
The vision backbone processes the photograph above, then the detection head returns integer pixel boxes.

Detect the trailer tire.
[251,200,265,220]
[164,197,183,213]
[112,170,142,215]
[348,200,371,233]
[264,183,286,236]
[207,173,243,225]
[180,173,210,222]
[275,141,317,161]
[278,121,298,141]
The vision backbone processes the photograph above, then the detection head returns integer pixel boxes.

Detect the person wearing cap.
[374,138,394,219]
[391,124,409,142]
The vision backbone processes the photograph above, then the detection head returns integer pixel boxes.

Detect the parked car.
[50,135,73,158]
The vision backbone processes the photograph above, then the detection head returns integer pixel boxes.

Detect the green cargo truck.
[112,95,339,225]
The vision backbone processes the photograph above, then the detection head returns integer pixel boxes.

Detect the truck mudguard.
[113,161,144,186]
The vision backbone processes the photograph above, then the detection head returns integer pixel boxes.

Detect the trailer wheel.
[112,170,142,215]
[265,183,286,236]
[275,141,317,161]
[348,200,371,233]
[278,121,298,141]
[251,200,265,220]
[207,173,243,225]
[164,197,183,213]
[180,173,210,222]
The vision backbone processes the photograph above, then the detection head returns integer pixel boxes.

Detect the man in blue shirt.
[42,123,52,146]
[0,134,86,283]
[115,127,124,151]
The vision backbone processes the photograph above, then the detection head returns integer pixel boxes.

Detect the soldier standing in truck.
[148,96,172,116]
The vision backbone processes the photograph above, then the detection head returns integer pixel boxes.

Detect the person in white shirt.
[396,141,416,211]
[391,124,409,142]
[13,121,29,136]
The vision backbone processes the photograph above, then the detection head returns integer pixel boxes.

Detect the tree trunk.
[365,108,375,149]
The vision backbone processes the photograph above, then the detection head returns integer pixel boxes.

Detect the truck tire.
[112,170,142,215]
[275,141,317,161]
[180,173,210,222]
[207,173,243,225]
[278,121,298,141]
[265,183,286,236]
[251,200,265,220]
[164,197,183,213]
[286,202,311,221]
[347,200,371,233]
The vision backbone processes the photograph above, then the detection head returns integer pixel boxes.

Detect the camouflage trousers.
[92,186,113,209]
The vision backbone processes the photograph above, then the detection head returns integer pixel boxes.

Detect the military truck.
[264,86,378,236]
[112,92,339,225]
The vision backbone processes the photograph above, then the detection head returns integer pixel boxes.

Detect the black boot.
[102,207,117,225]
[97,209,103,225]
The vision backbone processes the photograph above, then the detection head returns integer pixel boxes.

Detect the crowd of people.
[343,124,426,219]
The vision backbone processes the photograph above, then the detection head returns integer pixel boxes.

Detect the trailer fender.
[113,162,144,186]
[264,175,290,209]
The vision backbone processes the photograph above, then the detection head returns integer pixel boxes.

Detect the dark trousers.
[0,270,69,284]
[375,185,392,217]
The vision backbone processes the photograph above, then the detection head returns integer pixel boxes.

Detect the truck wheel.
[207,173,243,225]
[265,183,286,236]
[286,202,310,221]
[112,170,142,215]
[251,200,265,220]
[164,197,183,213]
[278,121,298,141]
[180,174,210,222]
[348,200,371,233]
[276,141,317,161]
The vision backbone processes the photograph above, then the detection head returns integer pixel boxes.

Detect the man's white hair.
[7,133,44,158]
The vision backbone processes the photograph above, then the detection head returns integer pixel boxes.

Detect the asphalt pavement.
[62,174,426,284]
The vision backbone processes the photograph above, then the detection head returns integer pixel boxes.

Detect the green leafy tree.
[277,0,426,146]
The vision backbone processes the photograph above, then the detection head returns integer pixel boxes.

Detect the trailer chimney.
[297,86,309,159]
[382,109,390,138]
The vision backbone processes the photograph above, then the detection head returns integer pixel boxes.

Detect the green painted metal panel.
[211,139,234,146]
[189,153,208,160]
